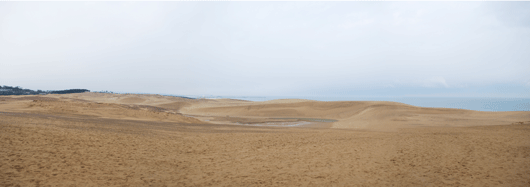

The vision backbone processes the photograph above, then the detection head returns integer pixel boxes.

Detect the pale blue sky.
[1,2,529,97]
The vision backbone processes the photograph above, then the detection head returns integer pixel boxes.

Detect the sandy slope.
[0,95,200,124]
[1,93,529,186]
[177,98,529,131]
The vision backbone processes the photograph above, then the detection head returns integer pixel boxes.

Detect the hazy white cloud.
[423,77,450,88]
[1,2,529,97]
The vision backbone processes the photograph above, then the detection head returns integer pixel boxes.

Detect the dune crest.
[10,93,525,131]
[11,93,526,131]
[177,99,529,131]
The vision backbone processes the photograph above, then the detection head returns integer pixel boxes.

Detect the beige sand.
[1,93,529,186]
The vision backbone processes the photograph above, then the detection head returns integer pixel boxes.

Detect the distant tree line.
[0,85,90,96]
[92,90,195,99]
[95,90,114,94]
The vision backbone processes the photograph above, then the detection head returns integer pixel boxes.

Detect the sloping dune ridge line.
[1,92,529,186]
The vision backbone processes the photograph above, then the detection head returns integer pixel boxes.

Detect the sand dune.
[1,93,529,186]
[0,94,201,124]
[4,92,527,131]
[179,99,529,131]
[119,97,146,104]
[6,93,526,130]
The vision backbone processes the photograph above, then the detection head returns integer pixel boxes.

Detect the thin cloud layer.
[1,2,529,97]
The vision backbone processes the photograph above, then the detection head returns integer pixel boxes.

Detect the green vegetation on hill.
[0,86,89,96]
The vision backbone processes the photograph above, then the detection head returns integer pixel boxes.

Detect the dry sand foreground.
[1,93,529,186]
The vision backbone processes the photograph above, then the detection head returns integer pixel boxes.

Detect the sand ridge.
[0,95,201,124]
[177,99,529,131]
[3,93,528,129]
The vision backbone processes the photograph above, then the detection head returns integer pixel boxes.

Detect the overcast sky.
[1,2,529,97]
